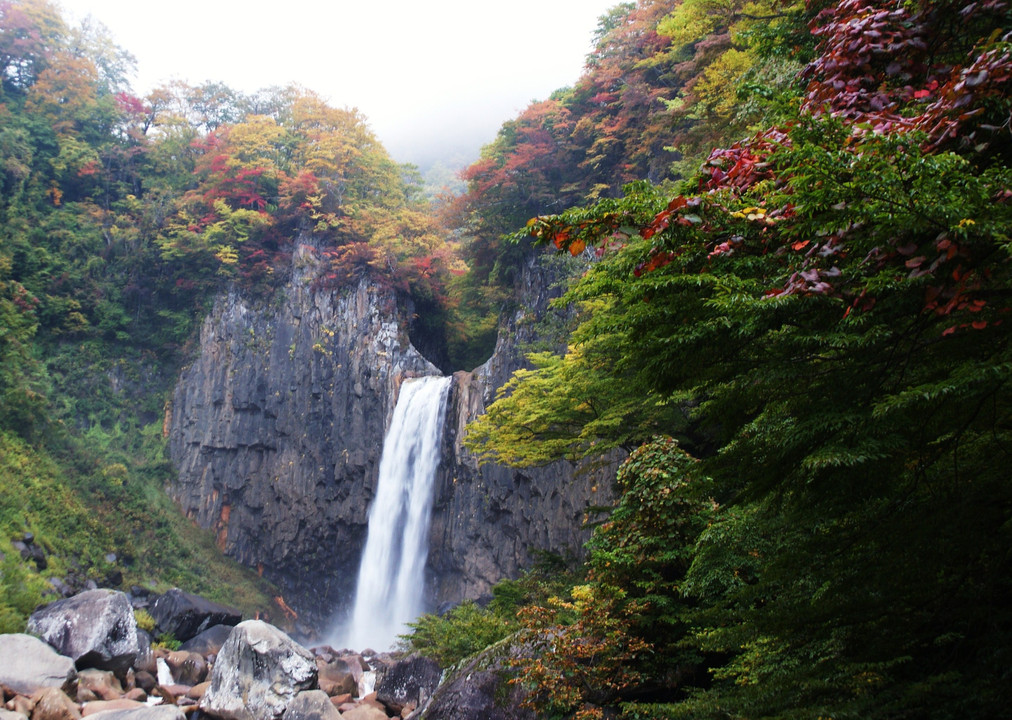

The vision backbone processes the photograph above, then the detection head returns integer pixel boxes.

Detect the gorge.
[4,1,1008,716]
[166,244,613,637]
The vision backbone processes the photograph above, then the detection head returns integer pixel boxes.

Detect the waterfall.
[339,374,452,651]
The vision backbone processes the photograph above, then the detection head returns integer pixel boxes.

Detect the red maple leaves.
[803,0,1011,152]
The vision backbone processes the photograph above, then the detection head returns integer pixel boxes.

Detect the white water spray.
[339,375,451,651]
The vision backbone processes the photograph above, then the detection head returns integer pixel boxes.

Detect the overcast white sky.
[58,0,620,167]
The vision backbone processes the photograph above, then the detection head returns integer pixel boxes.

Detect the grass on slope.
[0,426,279,633]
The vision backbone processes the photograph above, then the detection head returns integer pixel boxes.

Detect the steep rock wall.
[427,252,616,606]
[168,246,615,631]
[167,245,438,629]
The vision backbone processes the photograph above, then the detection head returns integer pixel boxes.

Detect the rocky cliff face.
[169,245,613,631]
[427,252,616,607]
[167,244,439,629]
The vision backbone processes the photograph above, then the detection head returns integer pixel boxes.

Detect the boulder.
[420,635,535,720]
[6,698,34,718]
[80,701,144,717]
[12,533,46,571]
[150,590,240,643]
[76,669,123,701]
[133,631,155,675]
[315,656,357,697]
[162,685,192,699]
[29,688,80,720]
[280,691,341,720]
[79,708,185,720]
[177,625,233,656]
[147,688,174,707]
[164,652,206,686]
[199,620,317,720]
[336,706,387,720]
[0,634,76,696]
[75,688,98,704]
[375,655,441,717]
[125,587,155,611]
[27,590,139,672]
[185,683,209,701]
[131,672,155,693]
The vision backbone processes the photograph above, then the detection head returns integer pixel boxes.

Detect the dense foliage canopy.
[0,0,462,627]
[3,3,1011,715]
[458,0,1012,718]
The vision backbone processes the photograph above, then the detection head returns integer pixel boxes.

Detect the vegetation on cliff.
[0,0,460,628]
[2,1,1010,716]
[442,1,1012,718]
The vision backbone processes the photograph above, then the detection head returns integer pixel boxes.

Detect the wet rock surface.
[26,590,138,673]
[168,248,616,631]
[150,589,240,644]
[167,246,439,628]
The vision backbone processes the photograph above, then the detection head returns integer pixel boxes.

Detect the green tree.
[498,109,1012,716]
[509,438,712,719]
[0,273,47,437]
[471,0,1012,710]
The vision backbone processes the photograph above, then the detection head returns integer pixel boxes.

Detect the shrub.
[134,608,156,633]
[402,601,516,668]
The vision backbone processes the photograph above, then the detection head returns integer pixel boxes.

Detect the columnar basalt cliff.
[169,246,613,631]
[167,244,439,628]
[427,252,616,607]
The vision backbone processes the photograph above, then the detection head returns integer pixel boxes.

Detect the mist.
[61,0,619,171]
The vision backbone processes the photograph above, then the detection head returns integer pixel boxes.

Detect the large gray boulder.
[150,589,241,643]
[420,634,536,720]
[177,624,233,655]
[27,589,139,672]
[0,634,77,695]
[375,654,441,717]
[200,620,318,720]
[133,630,156,674]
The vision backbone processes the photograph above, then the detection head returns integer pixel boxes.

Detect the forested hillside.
[2,0,1011,716]
[446,0,818,362]
[412,1,1012,719]
[0,0,463,629]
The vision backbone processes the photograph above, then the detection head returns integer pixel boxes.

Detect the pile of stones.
[0,588,445,720]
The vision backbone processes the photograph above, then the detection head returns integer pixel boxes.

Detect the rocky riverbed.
[0,588,530,720]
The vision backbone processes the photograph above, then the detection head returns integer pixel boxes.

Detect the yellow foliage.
[225,115,288,171]
[695,48,756,121]
[213,245,238,266]
[25,52,100,134]
[657,0,733,48]
[658,0,792,48]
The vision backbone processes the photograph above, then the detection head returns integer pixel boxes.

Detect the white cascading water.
[339,375,451,651]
